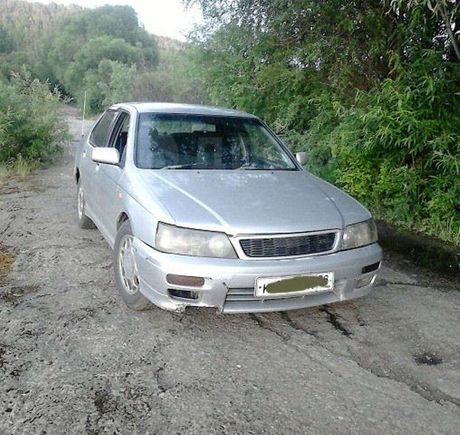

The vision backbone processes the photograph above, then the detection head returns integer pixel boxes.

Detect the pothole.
[0,285,41,303]
[94,389,118,415]
[0,345,7,368]
[413,351,443,366]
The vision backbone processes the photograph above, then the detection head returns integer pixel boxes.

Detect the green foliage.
[389,0,460,60]
[46,5,158,112]
[99,61,137,108]
[0,1,161,113]
[132,48,208,104]
[0,70,69,163]
[188,0,460,244]
[306,61,459,243]
[306,50,460,242]
[0,0,207,113]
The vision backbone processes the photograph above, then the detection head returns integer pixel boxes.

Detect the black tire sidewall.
[77,181,95,229]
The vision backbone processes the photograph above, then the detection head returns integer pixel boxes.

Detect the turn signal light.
[166,274,205,287]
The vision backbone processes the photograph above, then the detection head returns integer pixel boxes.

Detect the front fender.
[118,194,159,248]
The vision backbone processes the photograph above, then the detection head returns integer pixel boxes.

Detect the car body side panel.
[78,137,99,219]
[112,191,160,249]
[95,164,124,241]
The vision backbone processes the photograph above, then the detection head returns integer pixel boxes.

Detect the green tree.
[185,0,460,244]
[389,0,460,60]
[45,4,158,110]
[99,60,137,107]
[132,47,208,104]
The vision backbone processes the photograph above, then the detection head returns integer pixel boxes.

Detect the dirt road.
[1,108,459,434]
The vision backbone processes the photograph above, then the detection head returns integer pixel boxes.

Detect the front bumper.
[133,239,382,314]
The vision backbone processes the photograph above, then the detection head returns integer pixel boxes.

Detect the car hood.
[134,170,370,235]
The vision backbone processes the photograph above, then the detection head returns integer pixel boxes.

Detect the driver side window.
[89,110,117,147]
[109,112,130,164]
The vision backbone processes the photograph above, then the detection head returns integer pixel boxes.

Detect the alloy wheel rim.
[118,235,140,295]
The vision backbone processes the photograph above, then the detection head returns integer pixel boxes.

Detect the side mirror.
[296,152,307,166]
[92,147,120,165]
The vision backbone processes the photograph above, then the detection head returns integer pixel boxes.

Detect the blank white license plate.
[255,273,334,298]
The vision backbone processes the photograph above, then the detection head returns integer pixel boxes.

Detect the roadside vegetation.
[0,0,458,245]
[0,70,68,177]
[186,0,460,245]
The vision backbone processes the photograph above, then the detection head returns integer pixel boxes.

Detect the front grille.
[239,232,336,258]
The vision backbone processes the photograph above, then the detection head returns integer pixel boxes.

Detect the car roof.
[112,102,258,119]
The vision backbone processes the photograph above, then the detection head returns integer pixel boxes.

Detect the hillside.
[0,0,183,51]
[153,34,185,51]
[0,0,202,112]
[0,0,80,49]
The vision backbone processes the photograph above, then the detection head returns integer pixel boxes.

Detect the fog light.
[356,275,375,288]
[362,262,380,274]
[168,289,198,300]
[166,274,205,287]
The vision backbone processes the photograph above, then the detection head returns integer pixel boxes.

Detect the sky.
[26,0,203,41]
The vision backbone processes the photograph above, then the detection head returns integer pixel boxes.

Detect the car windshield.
[135,113,297,170]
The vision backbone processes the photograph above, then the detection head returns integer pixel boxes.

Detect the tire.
[77,180,96,229]
[113,220,150,311]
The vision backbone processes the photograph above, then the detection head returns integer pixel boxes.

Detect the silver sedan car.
[75,103,382,313]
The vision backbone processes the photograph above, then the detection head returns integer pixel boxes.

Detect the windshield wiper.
[236,162,257,170]
[161,163,211,170]
[236,164,265,170]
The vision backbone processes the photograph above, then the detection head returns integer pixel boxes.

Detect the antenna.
[81,91,87,137]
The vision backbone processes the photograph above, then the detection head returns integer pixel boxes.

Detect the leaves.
[189,0,460,244]
[0,69,69,163]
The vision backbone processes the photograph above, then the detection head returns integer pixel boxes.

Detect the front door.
[81,109,117,224]
[95,111,131,242]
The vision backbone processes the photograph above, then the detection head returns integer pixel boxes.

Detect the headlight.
[342,219,378,250]
[155,223,237,258]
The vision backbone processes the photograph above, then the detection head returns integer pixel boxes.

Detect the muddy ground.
[0,108,459,434]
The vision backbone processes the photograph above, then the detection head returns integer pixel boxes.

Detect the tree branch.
[439,3,460,61]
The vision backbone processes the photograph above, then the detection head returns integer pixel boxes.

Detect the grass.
[0,156,38,187]
[0,163,8,188]
[0,243,15,279]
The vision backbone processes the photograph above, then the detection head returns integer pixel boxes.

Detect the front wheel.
[113,221,150,311]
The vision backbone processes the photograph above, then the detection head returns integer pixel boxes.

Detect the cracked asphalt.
[0,108,459,434]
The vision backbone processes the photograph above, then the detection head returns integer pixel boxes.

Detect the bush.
[306,51,460,244]
[0,70,69,163]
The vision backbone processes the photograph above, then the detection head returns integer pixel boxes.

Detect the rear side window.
[89,110,117,147]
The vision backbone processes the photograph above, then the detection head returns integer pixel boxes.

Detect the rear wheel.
[113,221,150,311]
[77,181,96,229]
